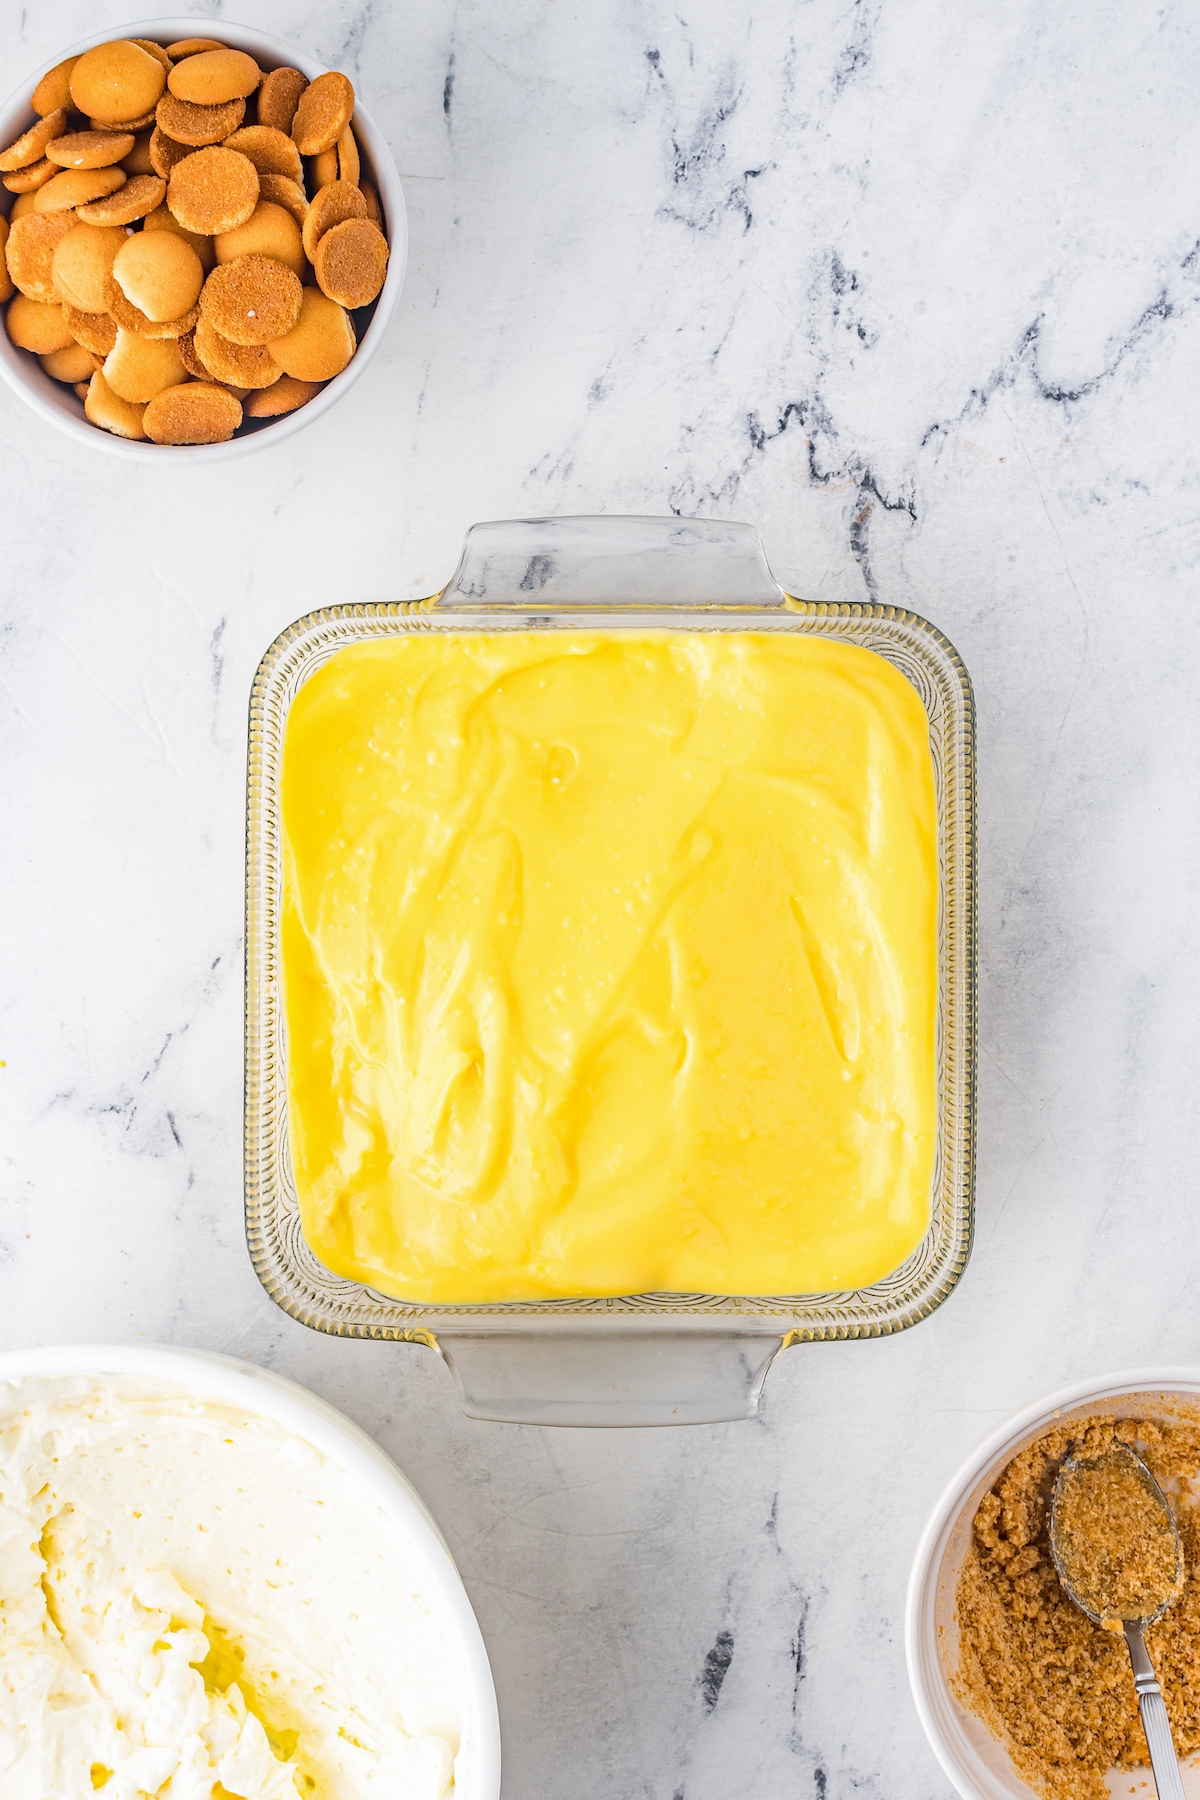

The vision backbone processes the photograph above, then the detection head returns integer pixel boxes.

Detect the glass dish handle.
[434,514,787,609]
[435,1327,785,1427]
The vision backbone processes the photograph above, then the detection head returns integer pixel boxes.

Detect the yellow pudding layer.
[281,630,938,1302]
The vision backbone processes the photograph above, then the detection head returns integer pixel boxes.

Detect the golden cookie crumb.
[291,71,355,155]
[954,1412,1200,1800]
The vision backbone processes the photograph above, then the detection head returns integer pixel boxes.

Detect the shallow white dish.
[0,1341,500,1800]
[0,17,408,463]
[905,1367,1200,1800]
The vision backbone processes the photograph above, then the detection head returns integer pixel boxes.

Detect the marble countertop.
[4,1,1199,1794]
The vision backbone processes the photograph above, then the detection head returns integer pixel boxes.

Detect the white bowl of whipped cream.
[0,1343,500,1800]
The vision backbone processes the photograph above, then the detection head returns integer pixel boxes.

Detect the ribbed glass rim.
[245,592,976,1343]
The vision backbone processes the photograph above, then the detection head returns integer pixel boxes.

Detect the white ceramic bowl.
[906,1367,1200,1800]
[0,18,407,462]
[0,1341,500,1799]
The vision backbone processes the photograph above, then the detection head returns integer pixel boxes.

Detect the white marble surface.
[3,1,1200,1794]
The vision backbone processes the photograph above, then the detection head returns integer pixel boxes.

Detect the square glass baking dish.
[246,516,976,1425]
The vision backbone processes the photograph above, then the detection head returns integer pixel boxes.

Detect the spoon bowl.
[1049,1440,1185,1800]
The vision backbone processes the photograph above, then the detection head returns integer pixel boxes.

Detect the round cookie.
[76,174,166,226]
[301,179,366,263]
[168,49,261,106]
[267,288,354,380]
[142,204,215,272]
[310,147,339,190]
[6,294,75,352]
[70,41,166,128]
[144,380,242,443]
[5,210,76,301]
[149,127,196,180]
[105,275,198,339]
[84,367,147,437]
[91,111,158,134]
[122,129,156,176]
[34,167,126,212]
[131,40,173,72]
[156,93,246,147]
[40,339,97,382]
[242,374,323,417]
[0,219,12,304]
[313,217,388,308]
[64,305,117,356]
[3,157,57,195]
[46,130,134,169]
[257,67,308,134]
[103,325,187,400]
[257,173,309,227]
[8,191,41,220]
[51,222,129,312]
[291,72,354,155]
[214,201,305,277]
[165,39,225,59]
[167,146,258,234]
[192,312,281,387]
[31,58,80,117]
[177,328,208,378]
[113,230,203,322]
[336,124,359,187]
[359,179,383,227]
[200,253,302,345]
[0,108,69,173]
[222,126,304,185]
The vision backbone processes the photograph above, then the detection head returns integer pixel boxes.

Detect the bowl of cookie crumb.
[907,1370,1200,1800]
[0,17,406,460]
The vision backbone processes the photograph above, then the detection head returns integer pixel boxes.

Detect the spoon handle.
[1124,1621,1186,1800]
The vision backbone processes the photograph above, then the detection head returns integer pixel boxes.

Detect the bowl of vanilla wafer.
[0,18,406,456]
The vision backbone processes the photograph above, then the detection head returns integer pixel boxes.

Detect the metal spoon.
[1050,1441,1185,1800]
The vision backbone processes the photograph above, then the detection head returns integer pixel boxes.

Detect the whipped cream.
[0,1375,461,1800]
